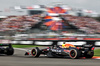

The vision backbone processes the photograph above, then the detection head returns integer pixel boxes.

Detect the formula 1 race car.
[0,44,14,55]
[25,44,94,59]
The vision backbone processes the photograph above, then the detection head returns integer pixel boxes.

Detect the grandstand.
[0,2,100,40]
[0,14,100,37]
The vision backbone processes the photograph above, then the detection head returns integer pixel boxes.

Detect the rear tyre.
[6,47,14,55]
[69,49,80,59]
[31,47,40,57]
[85,51,94,58]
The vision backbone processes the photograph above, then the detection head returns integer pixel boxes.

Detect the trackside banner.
[0,40,100,47]
[10,40,100,47]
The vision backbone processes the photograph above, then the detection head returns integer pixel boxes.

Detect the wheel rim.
[31,49,36,56]
[70,50,76,58]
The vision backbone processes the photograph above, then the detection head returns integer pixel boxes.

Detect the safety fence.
[0,40,100,47]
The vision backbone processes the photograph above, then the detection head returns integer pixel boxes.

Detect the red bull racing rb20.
[25,43,94,59]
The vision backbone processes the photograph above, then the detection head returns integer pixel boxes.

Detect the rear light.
[91,47,95,50]
[76,47,79,49]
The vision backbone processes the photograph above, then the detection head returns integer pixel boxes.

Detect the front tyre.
[31,47,40,57]
[69,49,80,59]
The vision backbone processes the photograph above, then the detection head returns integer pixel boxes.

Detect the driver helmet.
[62,43,66,48]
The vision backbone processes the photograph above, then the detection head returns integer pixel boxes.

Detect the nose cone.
[25,52,29,55]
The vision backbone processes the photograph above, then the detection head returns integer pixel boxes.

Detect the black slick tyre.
[69,49,80,59]
[6,47,14,55]
[85,51,94,58]
[31,47,40,57]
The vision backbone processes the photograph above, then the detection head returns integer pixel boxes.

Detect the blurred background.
[0,1,100,66]
[0,0,100,43]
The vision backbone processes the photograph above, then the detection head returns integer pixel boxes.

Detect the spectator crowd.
[62,15,100,34]
[0,14,100,34]
[0,15,42,32]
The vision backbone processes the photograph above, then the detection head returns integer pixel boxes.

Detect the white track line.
[95,58,100,59]
[14,48,29,51]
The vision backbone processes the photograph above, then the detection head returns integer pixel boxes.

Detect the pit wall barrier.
[1,40,99,46]
[0,40,100,47]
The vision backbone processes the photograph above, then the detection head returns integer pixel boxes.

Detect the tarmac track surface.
[0,47,100,66]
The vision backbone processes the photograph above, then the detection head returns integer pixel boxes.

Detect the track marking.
[14,48,31,51]
[92,56,100,59]
[80,57,100,59]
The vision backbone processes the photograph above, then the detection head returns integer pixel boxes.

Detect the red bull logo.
[62,44,76,48]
